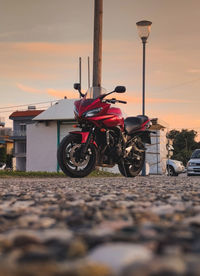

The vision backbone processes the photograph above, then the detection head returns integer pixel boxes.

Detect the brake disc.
[69,144,89,167]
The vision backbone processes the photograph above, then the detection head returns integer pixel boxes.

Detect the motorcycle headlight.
[83,107,103,117]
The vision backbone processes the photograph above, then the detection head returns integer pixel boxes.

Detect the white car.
[166,159,185,176]
[187,149,200,176]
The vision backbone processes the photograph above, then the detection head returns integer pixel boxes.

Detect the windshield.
[191,149,200,159]
[85,87,107,99]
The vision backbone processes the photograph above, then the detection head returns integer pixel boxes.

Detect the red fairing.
[102,107,124,129]
[139,119,150,131]
[74,98,124,129]
[70,131,89,143]
[69,131,98,147]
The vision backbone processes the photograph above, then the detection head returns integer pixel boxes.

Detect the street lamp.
[136,20,152,176]
[136,20,152,115]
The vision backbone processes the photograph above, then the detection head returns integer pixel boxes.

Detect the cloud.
[187,69,200,74]
[16,83,77,99]
[16,83,195,104]
[16,83,43,94]
[9,42,92,56]
[0,42,91,81]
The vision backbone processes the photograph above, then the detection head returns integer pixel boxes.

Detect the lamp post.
[136,20,152,176]
[136,20,152,115]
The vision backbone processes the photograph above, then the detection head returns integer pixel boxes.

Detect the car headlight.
[83,107,102,117]
[188,162,196,166]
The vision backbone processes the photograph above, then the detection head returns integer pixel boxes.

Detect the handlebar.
[118,100,127,104]
[105,98,127,104]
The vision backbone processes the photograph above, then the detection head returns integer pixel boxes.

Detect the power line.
[0,100,57,110]
[0,105,52,114]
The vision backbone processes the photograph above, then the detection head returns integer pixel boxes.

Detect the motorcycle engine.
[106,131,122,162]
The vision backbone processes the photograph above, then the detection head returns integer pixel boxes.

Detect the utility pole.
[92,0,103,98]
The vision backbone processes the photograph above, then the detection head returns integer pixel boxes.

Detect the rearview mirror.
[114,86,126,93]
[74,83,80,91]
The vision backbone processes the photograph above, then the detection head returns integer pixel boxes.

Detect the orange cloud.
[16,83,78,99]
[10,42,92,55]
[187,69,200,74]
[16,83,194,104]
[16,83,43,94]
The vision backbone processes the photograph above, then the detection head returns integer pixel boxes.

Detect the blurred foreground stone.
[0,175,199,275]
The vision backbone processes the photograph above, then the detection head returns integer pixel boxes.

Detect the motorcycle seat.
[124,115,149,134]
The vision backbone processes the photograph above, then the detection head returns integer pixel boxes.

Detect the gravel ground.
[0,175,200,276]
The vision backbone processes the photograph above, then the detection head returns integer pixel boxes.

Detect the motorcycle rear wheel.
[57,134,96,178]
[118,141,145,177]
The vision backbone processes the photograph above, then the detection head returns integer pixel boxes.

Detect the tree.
[0,147,6,163]
[167,129,199,165]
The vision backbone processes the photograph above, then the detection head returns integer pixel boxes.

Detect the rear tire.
[57,134,96,178]
[118,139,145,177]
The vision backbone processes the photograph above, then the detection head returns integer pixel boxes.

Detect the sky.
[0,0,200,140]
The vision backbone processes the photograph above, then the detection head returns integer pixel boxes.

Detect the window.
[20,124,26,136]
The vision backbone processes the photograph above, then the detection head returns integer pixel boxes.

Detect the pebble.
[88,242,152,273]
[0,175,199,275]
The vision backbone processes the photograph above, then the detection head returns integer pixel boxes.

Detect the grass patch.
[0,169,120,178]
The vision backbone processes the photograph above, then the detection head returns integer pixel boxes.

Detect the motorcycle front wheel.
[57,134,97,178]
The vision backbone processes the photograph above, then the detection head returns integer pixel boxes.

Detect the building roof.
[150,118,169,130]
[9,110,44,119]
[34,99,76,121]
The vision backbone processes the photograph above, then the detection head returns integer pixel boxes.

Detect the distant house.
[9,108,44,171]
[0,127,13,156]
[27,98,168,175]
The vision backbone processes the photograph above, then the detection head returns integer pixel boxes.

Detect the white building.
[27,99,76,172]
[9,109,44,171]
[27,99,168,174]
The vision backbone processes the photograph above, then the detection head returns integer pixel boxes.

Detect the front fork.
[80,127,95,158]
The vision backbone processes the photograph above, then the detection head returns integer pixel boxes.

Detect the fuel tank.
[101,107,124,129]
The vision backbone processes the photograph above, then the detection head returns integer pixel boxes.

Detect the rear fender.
[69,131,98,147]
[138,130,152,144]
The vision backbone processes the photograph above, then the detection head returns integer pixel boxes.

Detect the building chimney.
[28,106,36,110]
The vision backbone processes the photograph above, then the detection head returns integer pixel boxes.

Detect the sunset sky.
[0,0,200,139]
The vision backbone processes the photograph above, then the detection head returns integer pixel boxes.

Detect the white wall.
[60,123,77,142]
[146,129,167,174]
[27,121,76,172]
[27,122,57,172]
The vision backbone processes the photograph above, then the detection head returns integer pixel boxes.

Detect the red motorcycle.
[57,84,152,177]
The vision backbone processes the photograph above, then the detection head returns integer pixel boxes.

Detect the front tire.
[167,165,178,176]
[57,134,96,178]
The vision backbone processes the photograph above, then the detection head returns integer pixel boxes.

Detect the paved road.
[0,176,199,276]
